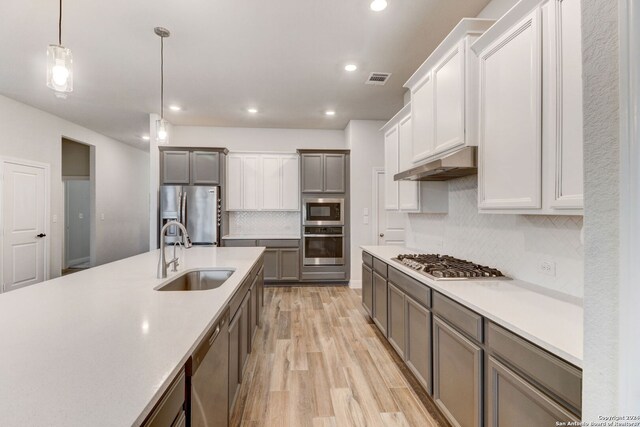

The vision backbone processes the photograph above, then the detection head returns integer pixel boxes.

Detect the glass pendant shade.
[156,118,169,143]
[47,45,73,96]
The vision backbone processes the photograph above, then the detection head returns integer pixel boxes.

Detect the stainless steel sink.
[156,269,235,291]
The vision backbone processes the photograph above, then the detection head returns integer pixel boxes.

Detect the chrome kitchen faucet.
[158,220,193,279]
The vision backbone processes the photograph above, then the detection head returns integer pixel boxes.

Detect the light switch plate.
[52,214,58,223]
[363,208,369,216]
[363,215,369,225]
[100,213,105,221]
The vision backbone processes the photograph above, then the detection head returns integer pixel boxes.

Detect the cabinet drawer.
[257,239,299,248]
[362,251,373,268]
[432,293,483,342]
[224,239,257,247]
[373,258,388,278]
[388,266,431,308]
[143,370,185,427]
[487,322,582,413]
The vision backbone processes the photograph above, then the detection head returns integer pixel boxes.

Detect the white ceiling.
[0,0,491,149]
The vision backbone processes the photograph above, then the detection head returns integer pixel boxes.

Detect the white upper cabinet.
[472,0,584,215]
[411,73,436,163]
[381,104,448,214]
[226,153,299,211]
[477,8,542,210]
[280,155,300,210]
[384,126,400,210]
[405,19,495,165]
[433,40,466,154]
[546,0,584,209]
[398,115,421,211]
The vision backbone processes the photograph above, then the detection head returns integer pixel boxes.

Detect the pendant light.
[155,27,171,144]
[47,0,73,97]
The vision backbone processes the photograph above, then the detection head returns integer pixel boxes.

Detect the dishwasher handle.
[191,311,228,375]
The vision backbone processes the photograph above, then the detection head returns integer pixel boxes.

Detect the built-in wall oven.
[303,198,344,226]
[303,226,345,266]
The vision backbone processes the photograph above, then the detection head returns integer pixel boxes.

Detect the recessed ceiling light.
[247,108,258,114]
[169,105,181,111]
[141,135,150,141]
[325,110,336,116]
[344,64,358,72]
[370,0,387,11]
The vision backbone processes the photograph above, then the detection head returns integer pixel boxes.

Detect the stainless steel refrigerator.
[160,186,221,246]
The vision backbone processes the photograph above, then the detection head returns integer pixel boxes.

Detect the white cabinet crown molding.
[404,18,496,90]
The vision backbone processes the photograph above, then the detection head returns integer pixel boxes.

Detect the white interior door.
[2,161,48,292]
[375,170,405,245]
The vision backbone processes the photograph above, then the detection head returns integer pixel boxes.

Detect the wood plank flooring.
[230,286,449,427]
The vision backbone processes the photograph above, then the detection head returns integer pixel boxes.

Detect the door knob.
[36,233,46,238]
[379,233,384,238]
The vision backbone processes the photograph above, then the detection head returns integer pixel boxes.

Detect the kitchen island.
[0,246,264,427]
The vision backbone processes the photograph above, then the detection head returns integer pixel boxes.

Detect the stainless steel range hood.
[394,147,477,181]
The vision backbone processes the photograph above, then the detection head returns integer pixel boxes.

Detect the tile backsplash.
[405,176,584,298]
[229,211,301,235]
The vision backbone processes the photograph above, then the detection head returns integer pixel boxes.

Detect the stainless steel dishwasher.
[189,310,229,427]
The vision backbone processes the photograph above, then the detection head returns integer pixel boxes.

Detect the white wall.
[0,94,150,279]
[406,177,584,297]
[148,116,347,248]
[345,120,386,285]
[476,0,519,19]
[581,0,620,419]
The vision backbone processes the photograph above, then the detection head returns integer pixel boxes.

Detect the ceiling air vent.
[365,72,392,86]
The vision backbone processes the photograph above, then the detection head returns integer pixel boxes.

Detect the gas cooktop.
[392,254,508,280]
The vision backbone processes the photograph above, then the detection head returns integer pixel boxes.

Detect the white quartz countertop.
[222,234,300,240]
[361,246,583,368]
[0,246,265,427]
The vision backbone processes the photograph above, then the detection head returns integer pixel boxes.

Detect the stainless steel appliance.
[303,198,344,226]
[160,185,221,246]
[303,226,345,265]
[394,146,477,182]
[392,254,507,280]
[189,310,229,427]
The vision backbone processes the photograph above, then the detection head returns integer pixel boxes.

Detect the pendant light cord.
[58,0,62,45]
[160,36,164,120]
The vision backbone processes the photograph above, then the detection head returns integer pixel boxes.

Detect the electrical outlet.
[363,215,369,225]
[539,260,556,276]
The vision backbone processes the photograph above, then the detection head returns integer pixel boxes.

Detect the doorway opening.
[61,138,95,275]
[372,167,406,246]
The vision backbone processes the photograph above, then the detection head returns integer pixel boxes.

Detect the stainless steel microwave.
[303,198,345,226]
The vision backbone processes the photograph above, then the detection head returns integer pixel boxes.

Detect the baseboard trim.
[349,280,362,289]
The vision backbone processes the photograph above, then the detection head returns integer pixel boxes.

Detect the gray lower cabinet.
[143,370,186,427]
[280,249,300,280]
[362,264,373,316]
[227,308,241,412]
[191,151,220,185]
[487,357,579,426]
[405,295,432,393]
[387,283,405,357]
[239,292,251,375]
[433,315,483,427]
[249,276,259,344]
[372,271,388,335]
[162,151,191,185]
[225,240,299,283]
[263,249,279,281]
[264,248,300,282]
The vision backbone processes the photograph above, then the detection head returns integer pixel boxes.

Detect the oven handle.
[304,234,344,238]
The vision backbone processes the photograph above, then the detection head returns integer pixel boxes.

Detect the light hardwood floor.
[230,286,449,427]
